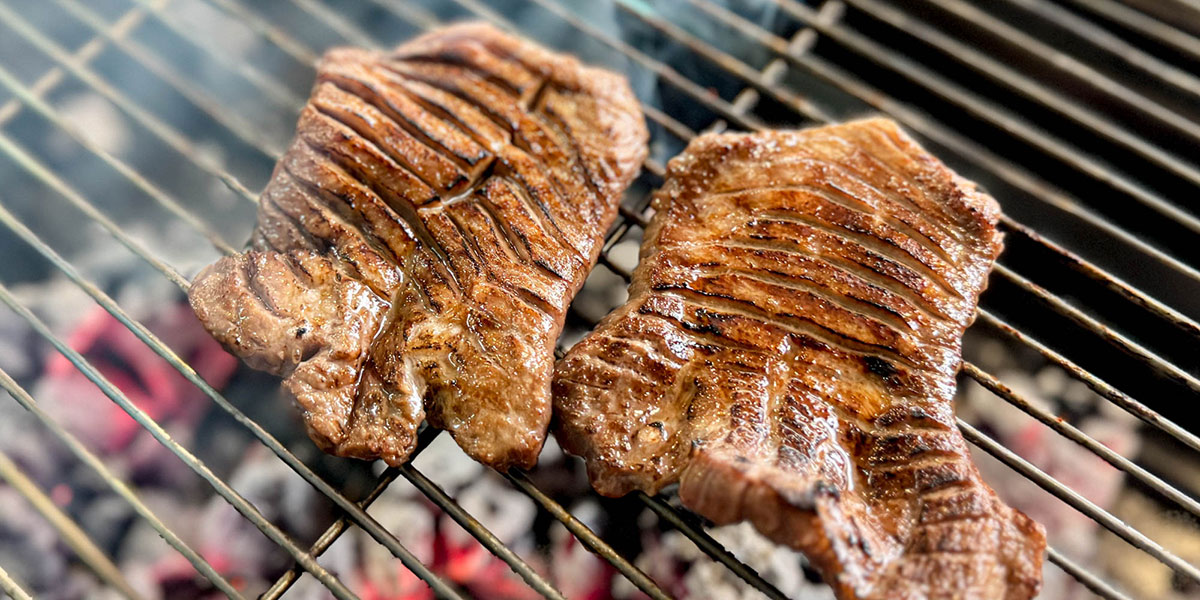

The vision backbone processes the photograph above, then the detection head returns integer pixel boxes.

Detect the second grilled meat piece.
[554,119,1045,599]
[188,23,648,470]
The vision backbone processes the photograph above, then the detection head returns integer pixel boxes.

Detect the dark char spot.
[864,355,898,379]
[813,480,841,499]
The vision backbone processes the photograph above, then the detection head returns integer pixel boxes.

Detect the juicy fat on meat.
[554,119,1045,599]
[188,23,648,470]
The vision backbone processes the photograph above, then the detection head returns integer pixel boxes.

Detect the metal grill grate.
[0,0,1197,598]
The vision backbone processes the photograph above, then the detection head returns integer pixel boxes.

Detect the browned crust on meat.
[188,22,648,470]
[553,118,1044,599]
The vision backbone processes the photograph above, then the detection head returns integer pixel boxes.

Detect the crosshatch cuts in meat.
[188,23,649,471]
[553,119,1046,600]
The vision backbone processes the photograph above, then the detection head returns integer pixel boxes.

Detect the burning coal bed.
[0,195,1181,599]
[0,1,1197,598]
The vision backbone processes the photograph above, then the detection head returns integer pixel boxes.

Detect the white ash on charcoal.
[0,484,98,599]
[1098,432,1200,599]
[958,332,1200,600]
[286,435,616,600]
[627,519,834,600]
[0,3,1088,599]
[0,210,339,597]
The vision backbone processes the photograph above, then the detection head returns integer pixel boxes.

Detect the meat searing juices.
[553,119,1045,600]
[188,23,648,470]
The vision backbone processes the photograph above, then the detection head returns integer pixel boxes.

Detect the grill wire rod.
[0,0,1196,598]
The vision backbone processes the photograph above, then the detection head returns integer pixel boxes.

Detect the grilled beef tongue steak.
[188,23,648,470]
[553,119,1045,599]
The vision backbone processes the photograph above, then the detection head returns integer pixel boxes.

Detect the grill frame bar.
[0,363,239,598]
[594,0,1200,393]
[0,0,1195,598]
[0,279,360,598]
[0,449,141,599]
[854,0,1200,170]
[1000,0,1200,98]
[1060,0,1200,61]
[0,561,32,600]
[783,0,1200,234]
[686,0,1200,283]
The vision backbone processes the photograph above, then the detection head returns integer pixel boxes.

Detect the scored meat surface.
[554,119,1045,599]
[188,23,648,470]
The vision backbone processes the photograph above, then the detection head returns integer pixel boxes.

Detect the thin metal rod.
[976,309,1200,455]
[582,0,1200,314]
[600,245,1200,473]
[603,0,824,281]
[1153,1,1200,44]
[0,1,259,205]
[0,561,33,600]
[710,0,846,135]
[774,0,1200,236]
[586,27,1200,365]
[56,0,289,157]
[288,0,384,49]
[642,157,667,179]
[0,61,237,256]
[1057,0,1200,62]
[260,468,400,600]
[430,0,709,287]
[960,419,1200,584]
[265,422,563,600]
[196,0,683,276]
[640,103,698,143]
[126,0,305,109]
[638,493,789,600]
[0,285,359,600]
[504,470,672,600]
[0,451,143,600]
[602,132,1191,599]
[400,465,567,600]
[0,1,153,127]
[904,0,1200,147]
[4,3,652,595]
[999,216,1200,342]
[0,132,191,289]
[682,0,1200,284]
[0,200,464,599]
[198,0,318,64]
[539,0,1200,460]
[260,467,403,600]
[364,0,441,32]
[993,263,1200,395]
[997,0,1200,99]
[4,2,1166,597]
[210,0,699,161]
[262,427,443,600]
[0,367,242,598]
[1046,547,1132,600]
[451,0,765,131]
[612,0,835,123]
[82,5,657,595]
[963,362,1200,519]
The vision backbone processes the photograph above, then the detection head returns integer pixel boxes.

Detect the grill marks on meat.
[553,119,1045,599]
[189,23,647,470]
